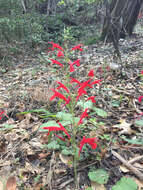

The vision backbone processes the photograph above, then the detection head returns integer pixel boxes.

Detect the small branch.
[112,150,143,180]
[128,155,143,164]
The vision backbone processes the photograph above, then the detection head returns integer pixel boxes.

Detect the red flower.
[55,134,66,141]
[70,78,81,85]
[43,122,71,139]
[88,70,94,77]
[79,136,97,156]
[50,89,69,103]
[49,42,64,51]
[138,96,143,102]
[50,59,64,68]
[141,70,143,75]
[73,59,80,66]
[68,59,80,72]
[91,79,102,85]
[0,111,5,120]
[63,96,71,107]
[76,90,87,101]
[75,79,92,101]
[78,108,88,125]
[71,44,83,51]
[68,61,75,72]
[87,96,96,103]
[57,51,64,57]
[56,81,69,93]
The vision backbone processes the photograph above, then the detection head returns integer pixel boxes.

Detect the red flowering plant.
[39,42,105,182]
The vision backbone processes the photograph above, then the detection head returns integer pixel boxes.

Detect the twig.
[128,155,143,164]
[112,150,143,180]
[57,178,74,189]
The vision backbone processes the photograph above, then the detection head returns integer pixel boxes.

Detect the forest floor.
[0,23,143,190]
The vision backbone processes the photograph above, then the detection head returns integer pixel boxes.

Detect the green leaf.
[123,137,143,145]
[56,112,72,121]
[112,177,137,190]
[0,124,14,130]
[61,149,73,155]
[56,112,80,124]
[111,100,120,107]
[135,119,143,126]
[85,188,93,190]
[77,100,93,109]
[18,108,51,114]
[92,107,107,118]
[47,140,60,150]
[88,169,109,184]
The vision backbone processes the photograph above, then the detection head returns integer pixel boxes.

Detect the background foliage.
[0,0,104,46]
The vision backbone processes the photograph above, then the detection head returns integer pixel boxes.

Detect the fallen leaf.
[112,119,134,135]
[91,181,106,190]
[6,176,16,190]
[59,154,73,166]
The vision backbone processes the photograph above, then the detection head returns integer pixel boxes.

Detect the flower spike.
[79,136,97,156]
[50,89,69,103]
[71,44,83,51]
[43,122,71,139]
[87,96,96,103]
[56,81,69,93]
[50,59,64,68]
[49,42,64,51]
[57,51,64,57]
[78,108,88,125]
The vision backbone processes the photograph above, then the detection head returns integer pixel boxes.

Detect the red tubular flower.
[78,108,88,125]
[50,59,64,68]
[50,89,69,103]
[0,111,5,120]
[76,90,87,101]
[91,79,102,85]
[88,70,94,77]
[68,61,75,72]
[70,78,81,85]
[68,59,80,72]
[57,51,64,57]
[43,122,71,139]
[48,42,64,51]
[141,70,143,75]
[71,44,83,51]
[56,81,69,93]
[78,79,92,93]
[138,96,143,103]
[79,136,97,156]
[73,59,80,66]
[63,96,71,107]
[55,134,66,141]
[87,96,96,103]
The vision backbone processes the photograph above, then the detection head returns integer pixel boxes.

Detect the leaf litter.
[0,27,143,190]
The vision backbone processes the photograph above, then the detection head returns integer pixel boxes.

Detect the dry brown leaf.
[120,165,129,173]
[6,176,16,190]
[91,181,106,190]
[38,152,51,159]
[59,154,73,166]
[132,177,143,190]
[112,119,134,135]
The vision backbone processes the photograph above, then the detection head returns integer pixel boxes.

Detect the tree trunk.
[101,0,143,56]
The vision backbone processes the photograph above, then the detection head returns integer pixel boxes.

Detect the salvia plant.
[39,42,102,186]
